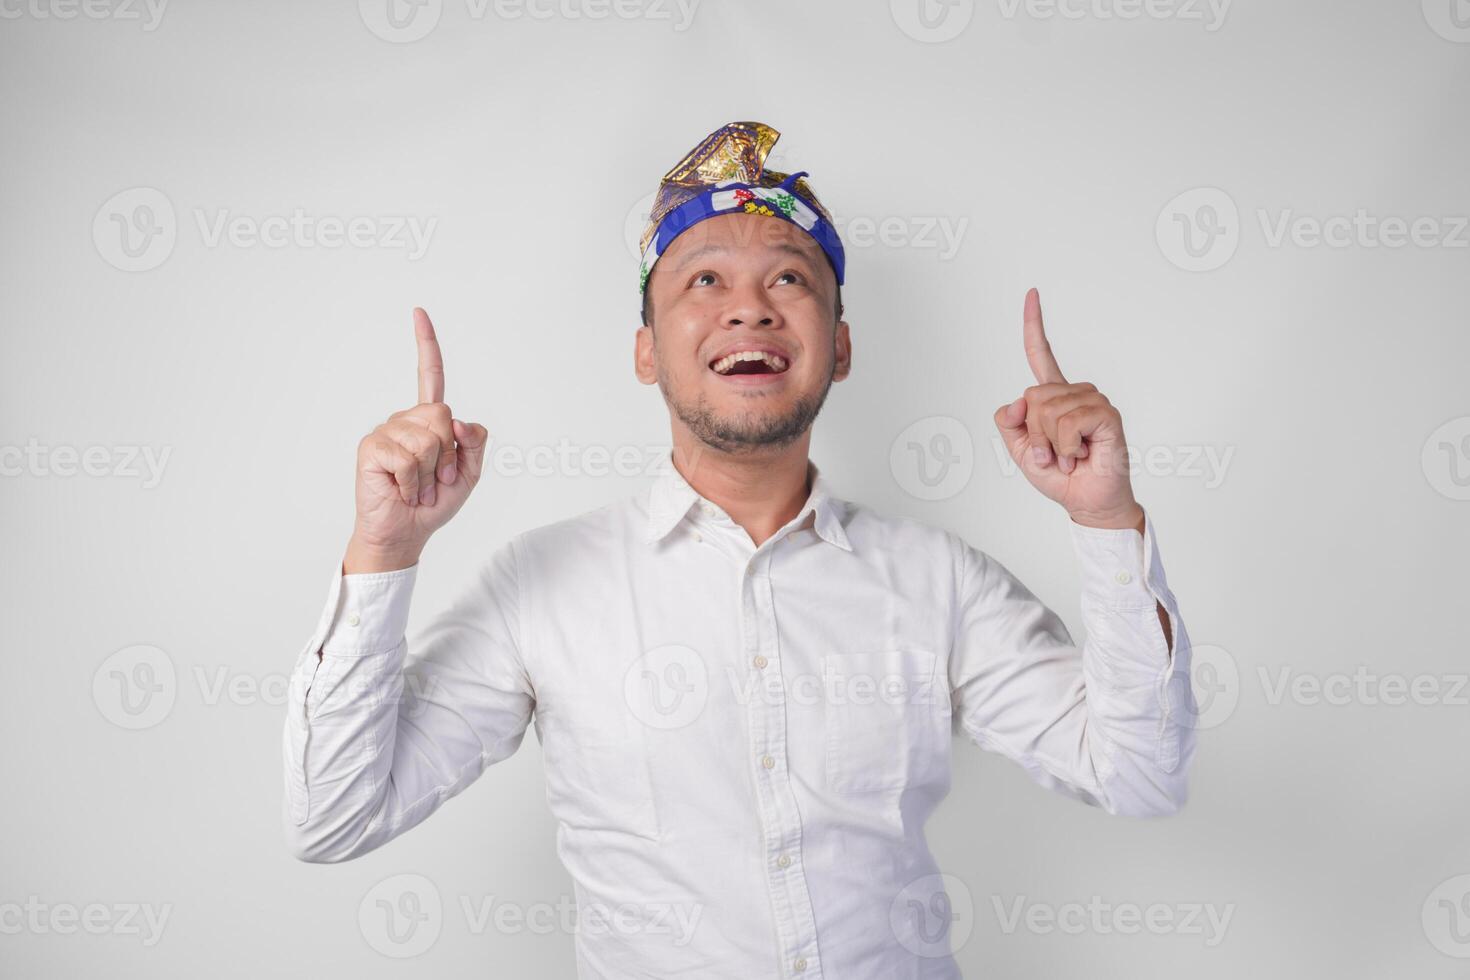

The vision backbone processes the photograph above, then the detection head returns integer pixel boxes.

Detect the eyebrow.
[672,241,818,272]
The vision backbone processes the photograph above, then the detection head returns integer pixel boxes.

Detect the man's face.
[634,212,851,455]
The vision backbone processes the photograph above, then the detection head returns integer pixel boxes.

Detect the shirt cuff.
[1068,511,1169,609]
[318,563,419,657]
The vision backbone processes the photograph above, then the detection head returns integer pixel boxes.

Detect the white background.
[2,0,1468,976]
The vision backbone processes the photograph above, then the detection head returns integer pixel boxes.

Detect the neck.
[669,425,814,548]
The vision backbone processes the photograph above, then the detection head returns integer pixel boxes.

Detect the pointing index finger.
[1022,287,1068,385]
[414,307,445,404]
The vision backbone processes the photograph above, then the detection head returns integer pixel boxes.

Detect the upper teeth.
[713,350,788,374]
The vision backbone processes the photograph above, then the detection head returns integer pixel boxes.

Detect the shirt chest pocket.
[822,649,951,795]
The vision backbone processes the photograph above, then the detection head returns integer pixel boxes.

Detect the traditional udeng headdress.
[637,120,846,297]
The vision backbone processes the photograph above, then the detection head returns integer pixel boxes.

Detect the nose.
[722,279,781,330]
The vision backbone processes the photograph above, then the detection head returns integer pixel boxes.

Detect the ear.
[634,324,658,385]
[832,319,852,382]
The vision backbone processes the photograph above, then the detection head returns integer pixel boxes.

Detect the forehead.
[659,211,825,267]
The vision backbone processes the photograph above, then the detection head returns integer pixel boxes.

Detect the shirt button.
[753,655,768,669]
[794,957,807,972]
[761,755,775,770]
[701,502,716,515]
[346,613,361,627]
[1115,570,1132,585]
[777,853,791,868]
[693,531,703,543]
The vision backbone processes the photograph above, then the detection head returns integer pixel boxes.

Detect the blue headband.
[638,169,846,297]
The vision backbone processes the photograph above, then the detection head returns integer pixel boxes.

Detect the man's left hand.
[993,288,1144,532]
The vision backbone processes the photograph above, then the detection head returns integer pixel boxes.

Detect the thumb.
[992,397,1029,459]
[452,419,490,484]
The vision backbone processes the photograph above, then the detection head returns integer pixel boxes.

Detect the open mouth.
[709,350,790,377]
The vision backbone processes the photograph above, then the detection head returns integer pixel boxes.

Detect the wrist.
[1068,501,1145,533]
[344,533,423,574]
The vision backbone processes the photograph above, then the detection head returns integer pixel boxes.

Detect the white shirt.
[281,458,1195,979]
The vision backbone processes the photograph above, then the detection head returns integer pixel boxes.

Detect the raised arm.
[953,289,1197,816]
[281,310,534,863]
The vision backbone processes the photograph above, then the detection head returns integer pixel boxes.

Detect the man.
[282,121,1196,978]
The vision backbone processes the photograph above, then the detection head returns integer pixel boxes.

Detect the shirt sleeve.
[948,510,1196,817]
[281,538,536,862]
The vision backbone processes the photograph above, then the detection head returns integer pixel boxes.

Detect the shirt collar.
[645,454,852,552]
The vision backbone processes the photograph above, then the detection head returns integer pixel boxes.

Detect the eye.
[773,270,805,286]
[690,272,718,287]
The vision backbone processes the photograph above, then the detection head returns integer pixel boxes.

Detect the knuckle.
[388,444,415,468]
[391,426,430,453]
[362,434,395,458]
[419,401,452,423]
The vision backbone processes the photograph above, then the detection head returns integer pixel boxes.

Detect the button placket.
[742,548,823,978]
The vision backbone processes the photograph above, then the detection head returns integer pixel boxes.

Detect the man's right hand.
[343,308,489,574]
